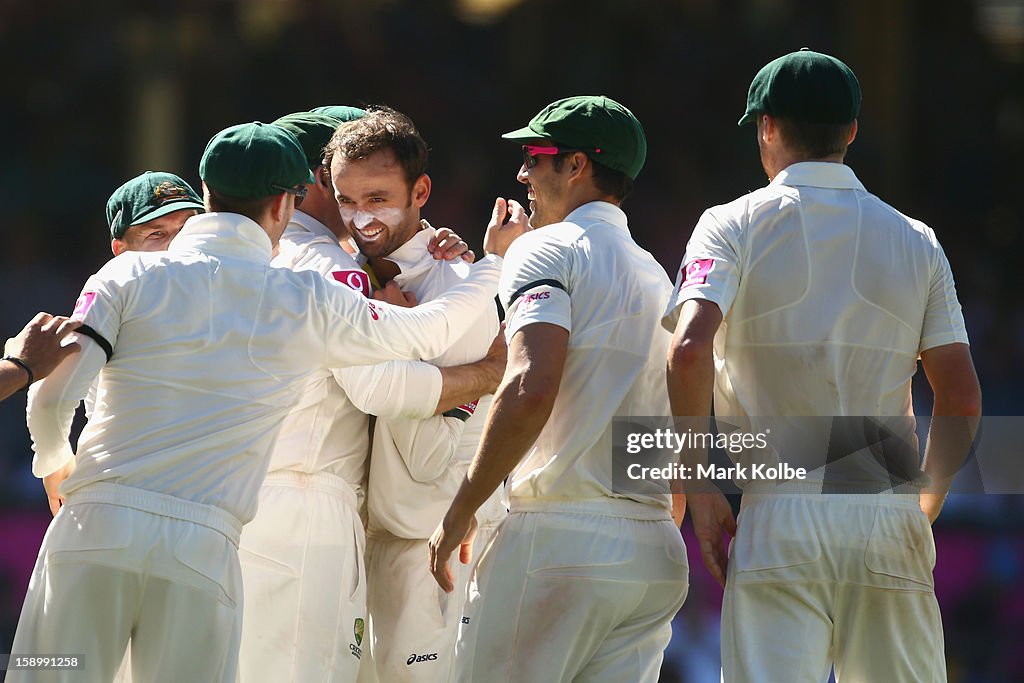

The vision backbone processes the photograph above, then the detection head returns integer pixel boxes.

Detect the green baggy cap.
[106,171,204,239]
[501,95,647,180]
[272,112,344,170]
[199,122,315,199]
[739,48,861,126]
[309,105,368,122]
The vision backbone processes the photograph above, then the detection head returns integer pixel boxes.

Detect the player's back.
[708,162,963,418]
[499,201,673,512]
[68,213,371,522]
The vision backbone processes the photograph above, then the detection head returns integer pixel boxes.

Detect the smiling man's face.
[330,148,429,258]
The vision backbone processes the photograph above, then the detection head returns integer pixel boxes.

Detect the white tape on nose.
[338,207,405,231]
[353,211,377,229]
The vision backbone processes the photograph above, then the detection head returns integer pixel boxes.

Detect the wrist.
[2,355,34,391]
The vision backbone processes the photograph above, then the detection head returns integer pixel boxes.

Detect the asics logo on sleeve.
[407,653,438,665]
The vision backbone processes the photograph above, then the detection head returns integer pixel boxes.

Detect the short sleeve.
[70,265,127,356]
[919,236,969,353]
[500,231,573,340]
[662,209,742,331]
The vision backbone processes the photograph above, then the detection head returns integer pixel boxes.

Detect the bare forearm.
[450,381,554,515]
[922,396,982,496]
[0,362,29,401]
[435,359,502,415]
[667,340,715,417]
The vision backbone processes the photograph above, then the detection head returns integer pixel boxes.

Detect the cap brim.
[131,200,205,226]
[737,111,756,126]
[500,125,545,141]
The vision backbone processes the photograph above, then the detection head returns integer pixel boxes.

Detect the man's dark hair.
[775,118,855,159]
[205,189,277,224]
[323,106,428,187]
[552,153,634,202]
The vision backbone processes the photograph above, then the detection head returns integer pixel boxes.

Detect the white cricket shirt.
[349,223,504,539]
[662,162,969,418]
[27,212,501,524]
[266,212,442,494]
[499,201,675,515]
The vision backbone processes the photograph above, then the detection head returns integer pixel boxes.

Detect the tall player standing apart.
[326,107,512,683]
[235,111,508,683]
[429,95,689,683]
[667,49,982,682]
[15,121,514,683]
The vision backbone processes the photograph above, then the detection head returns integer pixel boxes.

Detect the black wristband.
[2,355,34,391]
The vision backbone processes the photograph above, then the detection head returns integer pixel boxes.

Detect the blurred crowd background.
[1,1,1022,680]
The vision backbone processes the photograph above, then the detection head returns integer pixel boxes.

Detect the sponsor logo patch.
[680,258,714,289]
[331,269,372,297]
[71,292,97,320]
[521,291,550,305]
[407,653,439,666]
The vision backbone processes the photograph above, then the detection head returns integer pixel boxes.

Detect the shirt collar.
[286,209,339,244]
[563,200,630,233]
[771,162,866,191]
[171,212,273,263]
[386,220,437,285]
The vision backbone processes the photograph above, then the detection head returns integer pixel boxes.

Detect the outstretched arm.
[2,313,81,401]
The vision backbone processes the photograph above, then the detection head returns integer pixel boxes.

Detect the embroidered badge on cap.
[680,258,714,289]
[331,270,372,297]
[153,181,190,203]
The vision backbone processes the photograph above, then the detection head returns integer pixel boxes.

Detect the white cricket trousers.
[237,470,366,683]
[357,523,501,683]
[8,483,244,683]
[455,499,689,683]
[722,487,946,683]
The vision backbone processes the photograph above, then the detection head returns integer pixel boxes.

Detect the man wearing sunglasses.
[15,121,513,683]
[231,111,508,683]
[429,95,688,683]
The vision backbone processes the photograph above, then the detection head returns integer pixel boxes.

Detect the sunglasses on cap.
[521,144,602,169]
[272,184,308,208]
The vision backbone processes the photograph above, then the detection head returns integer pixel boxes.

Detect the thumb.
[490,197,508,228]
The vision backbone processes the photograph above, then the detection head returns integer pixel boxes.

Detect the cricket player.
[14,121,517,683]
[107,171,205,255]
[1,314,81,402]
[666,49,982,682]
[38,171,208,518]
[326,107,508,683]
[235,111,507,683]
[429,95,689,683]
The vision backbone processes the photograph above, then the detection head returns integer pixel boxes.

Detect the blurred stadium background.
[1,1,1022,680]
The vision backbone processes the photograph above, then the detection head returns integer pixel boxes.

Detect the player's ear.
[847,119,858,145]
[111,239,127,256]
[566,151,589,183]
[411,173,431,209]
